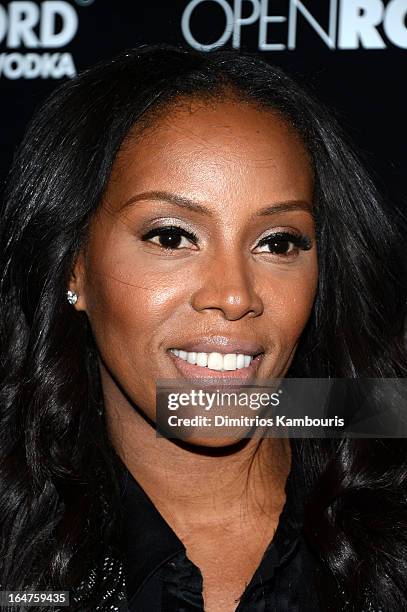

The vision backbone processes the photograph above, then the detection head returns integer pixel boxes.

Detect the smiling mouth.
[169,348,260,370]
[167,348,265,379]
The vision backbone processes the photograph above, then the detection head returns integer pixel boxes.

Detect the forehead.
[105,98,313,210]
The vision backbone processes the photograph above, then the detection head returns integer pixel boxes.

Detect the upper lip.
[168,336,265,356]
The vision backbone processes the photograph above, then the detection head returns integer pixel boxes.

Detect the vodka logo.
[0,1,84,79]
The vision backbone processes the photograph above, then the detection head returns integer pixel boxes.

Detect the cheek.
[85,270,181,363]
[83,269,184,417]
[82,220,185,356]
[262,259,318,347]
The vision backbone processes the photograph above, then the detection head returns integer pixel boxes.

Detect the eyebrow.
[120,190,313,218]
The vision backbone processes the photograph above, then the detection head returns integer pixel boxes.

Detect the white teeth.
[223,354,237,370]
[187,351,197,364]
[196,352,208,367]
[207,352,223,370]
[236,354,245,369]
[170,349,256,371]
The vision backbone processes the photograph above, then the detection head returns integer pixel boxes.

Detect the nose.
[190,248,264,321]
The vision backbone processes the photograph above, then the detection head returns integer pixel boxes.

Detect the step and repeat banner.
[0,0,406,207]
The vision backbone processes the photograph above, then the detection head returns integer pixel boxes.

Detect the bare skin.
[69,97,317,611]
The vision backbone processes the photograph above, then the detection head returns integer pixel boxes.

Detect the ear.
[67,250,88,312]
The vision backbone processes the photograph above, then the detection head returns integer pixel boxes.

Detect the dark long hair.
[1,44,406,611]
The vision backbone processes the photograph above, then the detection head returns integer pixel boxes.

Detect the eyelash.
[141,225,312,258]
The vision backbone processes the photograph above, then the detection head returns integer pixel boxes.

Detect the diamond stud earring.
[66,290,78,305]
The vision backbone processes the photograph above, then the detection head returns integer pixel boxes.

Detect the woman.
[0,44,406,612]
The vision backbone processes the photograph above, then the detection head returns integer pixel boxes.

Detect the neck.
[104,369,291,533]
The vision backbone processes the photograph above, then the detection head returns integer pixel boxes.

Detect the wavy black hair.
[0,44,406,611]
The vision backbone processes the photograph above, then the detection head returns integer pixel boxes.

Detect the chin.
[160,430,255,454]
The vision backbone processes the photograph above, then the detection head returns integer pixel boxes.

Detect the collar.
[117,456,185,600]
[117,439,307,603]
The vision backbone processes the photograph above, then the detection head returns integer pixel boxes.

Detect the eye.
[141,225,198,250]
[254,231,312,258]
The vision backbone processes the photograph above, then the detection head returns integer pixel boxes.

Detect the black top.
[117,443,322,611]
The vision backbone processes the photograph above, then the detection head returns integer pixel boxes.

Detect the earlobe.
[67,252,87,312]
[66,289,79,305]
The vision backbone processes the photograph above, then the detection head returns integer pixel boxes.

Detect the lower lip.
[167,351,264,381]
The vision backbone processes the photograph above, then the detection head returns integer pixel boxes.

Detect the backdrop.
[1,0,406,210]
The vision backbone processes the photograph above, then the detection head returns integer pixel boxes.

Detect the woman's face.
[71,97,317,424]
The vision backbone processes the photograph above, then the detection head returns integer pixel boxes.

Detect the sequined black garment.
[14,443,380,612]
